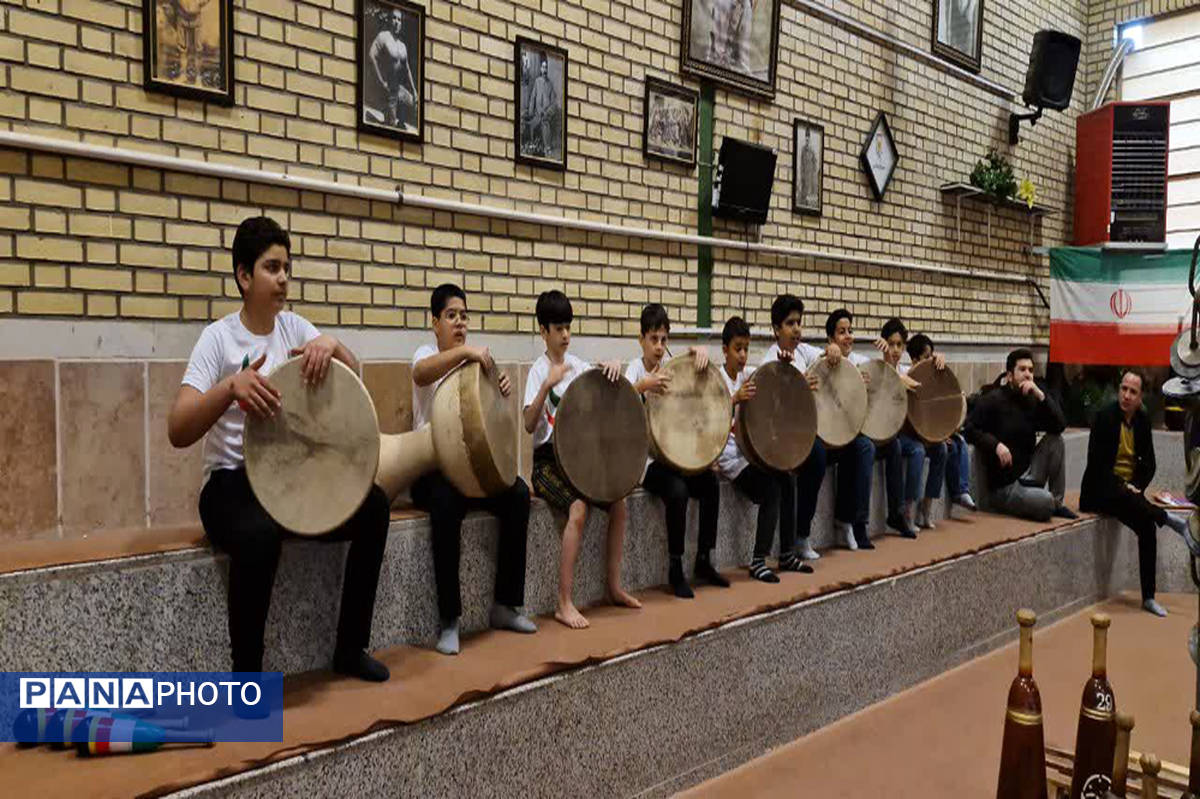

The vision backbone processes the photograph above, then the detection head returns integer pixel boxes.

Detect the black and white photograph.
[791,118,824,215]
[514,37,568,170]
[681,0,781,98]
[932,0,984,72]
[860,112,898,201]
[142,0,234,105]
[357,0,424,142]
[643,78,699,167]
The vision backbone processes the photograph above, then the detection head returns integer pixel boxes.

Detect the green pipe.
[696,82,715,327]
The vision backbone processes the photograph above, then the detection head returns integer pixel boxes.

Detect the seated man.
[1080,369,1197,616]
[964,348,1077,522]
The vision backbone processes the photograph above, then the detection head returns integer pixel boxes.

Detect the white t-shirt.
[846,350,871,367]
[717,366,750,480]
[625,356,664,473]
[410,342,456,431]
[182,311,320,479]
[761,341,824,372]
[523,352,590,448]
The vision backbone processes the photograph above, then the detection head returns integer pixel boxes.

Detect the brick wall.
[0,0,1112,345]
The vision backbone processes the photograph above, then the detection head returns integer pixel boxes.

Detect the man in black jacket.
[1080,369,1196,616]
[964,349,1076,522]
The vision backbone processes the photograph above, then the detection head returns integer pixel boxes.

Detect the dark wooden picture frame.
[643,78,699,168]
[931,0,984,73]
[357,0,425,143]
[791,118,824,216]
[680,0,781,99]
[514,36,568,171]
[860,112,898,202]
[142,0,234,105]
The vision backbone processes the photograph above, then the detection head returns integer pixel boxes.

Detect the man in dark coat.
[1081,369,1197,616]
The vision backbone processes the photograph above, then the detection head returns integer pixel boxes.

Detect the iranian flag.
[1050,247,1192,366]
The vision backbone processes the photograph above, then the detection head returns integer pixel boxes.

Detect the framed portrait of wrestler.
[142,0,234,105]
[681,0,781,99]
[357,0,424,142]
[932,0,984,73]
[791,118,824,216]
[643,78,699,168]
[514,37,568,171]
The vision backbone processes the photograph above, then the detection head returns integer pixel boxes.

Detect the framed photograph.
[860,112,898,201]
[142,0,234,105]
[643,78,699,167]
[514,37,568,171]
[931,0,984,73]
[357,0,424,142]
[791,118,824,215]
[681,0,781,99]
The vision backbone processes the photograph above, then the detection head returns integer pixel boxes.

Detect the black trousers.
[410,471,530,621]
[1094,488,1168,600]
[199,468,390,672]
[642,460,720,558]
[733,464,782,560]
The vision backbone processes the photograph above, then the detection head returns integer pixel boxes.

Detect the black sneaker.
[669,559,694,598]
[749,559,780,583]
[695,557,731,588]
[777,552,814,574]
[333,650,390,682]
[854,524,875,550]
[1052,505,1079,520]
[886,513,917,539]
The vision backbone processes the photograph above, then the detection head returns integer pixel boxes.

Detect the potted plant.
[970,149,1018,202]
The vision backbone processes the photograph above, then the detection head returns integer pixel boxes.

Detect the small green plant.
[969,149,1018,201]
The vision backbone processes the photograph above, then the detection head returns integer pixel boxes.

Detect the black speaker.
[1021,30,1081,111]
[712,137,777,225]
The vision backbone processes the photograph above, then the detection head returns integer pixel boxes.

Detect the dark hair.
[825,308,852,340]
[1121,368,1146,391]
[535,290,573,328]
[906,333,933,362]
[880,317,907,342]
[430,283,466,318]
[1006,348,1035,373]
[640,303,670,335]
[722,316,751,346]
[770,294,804,329]
[231,216,290,295]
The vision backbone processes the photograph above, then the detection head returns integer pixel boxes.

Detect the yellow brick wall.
[0,0,1122,344]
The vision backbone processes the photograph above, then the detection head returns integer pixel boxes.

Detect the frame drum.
[735,361,817,472]
[808,357,868,449]
[906,360,967,444]
[646,358,731,474]
[861,360,908,445]
[244,357,380,536]
[554,370,648,505]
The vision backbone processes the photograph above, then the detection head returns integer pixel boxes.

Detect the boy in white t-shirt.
[409,283,536,656]
[718,316,813,582]
[627,303,727,599]
[168,216,390,682]
[522,290,637,629]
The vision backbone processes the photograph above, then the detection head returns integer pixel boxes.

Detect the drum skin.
[862,360,908,445]
[735,361,817,472]
[245,357,380,536]
[906,360,967,444]
[646,358,731,474]
[808,357,868,449]
[554,370,648,505]
[430,361,518,497]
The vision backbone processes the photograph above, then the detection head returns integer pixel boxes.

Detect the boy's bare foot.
[555,601,590,629]
[607,587,642,609]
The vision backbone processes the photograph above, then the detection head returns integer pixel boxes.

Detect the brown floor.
[0,505,1086,798]
[684,592,1196,799]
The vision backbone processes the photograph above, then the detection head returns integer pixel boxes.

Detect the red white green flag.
[1050,247,1192,365]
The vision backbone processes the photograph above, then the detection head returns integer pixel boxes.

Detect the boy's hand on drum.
[497,371,512,397]
[689,346,709,371]
[290,335,337,385]
[599,360,622,382]
[230,354,280,417]
[873,337,888,354]
[466,345,495,373]
[776,348,794,363]
[823,344,842,364]
[734,380,756,404]
[806,374,820,391]
[933,352,946,371]
[641,370,671,395]
[900,373,921,391]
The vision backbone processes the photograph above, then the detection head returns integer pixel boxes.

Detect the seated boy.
[168,216,390,681]
[718,316,812,581]
[906,333,976,512]
[628,303,729,598]
[410,283,536,655]
[523,290,639,629]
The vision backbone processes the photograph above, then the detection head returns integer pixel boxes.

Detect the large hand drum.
[906,360,966,444]
[646,358,731,474]
[244,357,381,536]
[862,360,908,445]
[808,357,868,449]
[554,370,648,505]
[735,361,817,472]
